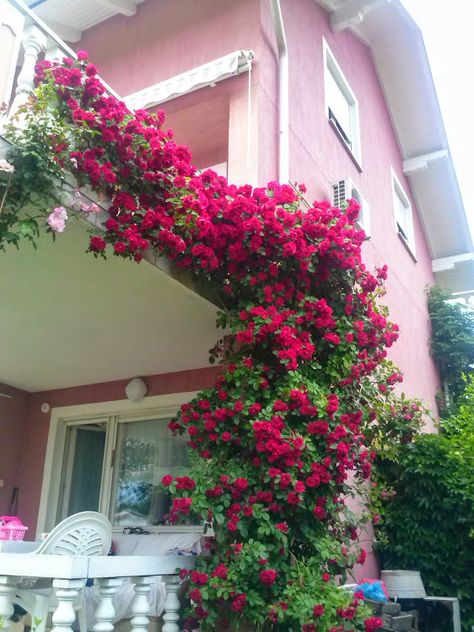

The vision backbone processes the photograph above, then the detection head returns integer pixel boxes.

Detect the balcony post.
[51,578,85,632]
[130,576,153,632]
[10,23,47,116]
[162,576,181,632]
[93,577,124,632]
[0,576,17,631]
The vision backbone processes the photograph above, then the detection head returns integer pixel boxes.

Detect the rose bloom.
[47,206,68,233]
[259,569,277,586]
[161,474,173,486]
[365,616,383,632]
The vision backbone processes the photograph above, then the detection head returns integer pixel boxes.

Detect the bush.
[374,429,474,628]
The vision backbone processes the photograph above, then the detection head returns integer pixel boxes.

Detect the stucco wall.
[259,0,439,412]
[79,0,439,411]
[0,384,29,515]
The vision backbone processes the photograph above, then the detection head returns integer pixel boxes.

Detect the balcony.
[0,551,196,632]
[1,0,123,125]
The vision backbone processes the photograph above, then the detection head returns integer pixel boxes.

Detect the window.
[332,178,370,236]
[392,170,415,256]
[38,394,197,534]
[323,40,361,163]
[111,418,190,527]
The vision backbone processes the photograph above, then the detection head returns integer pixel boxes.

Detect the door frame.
[36,391,198,537]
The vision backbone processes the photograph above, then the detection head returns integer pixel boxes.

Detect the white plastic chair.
[15,511,112,632]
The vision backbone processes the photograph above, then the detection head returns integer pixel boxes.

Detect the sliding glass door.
[54,413,190,528]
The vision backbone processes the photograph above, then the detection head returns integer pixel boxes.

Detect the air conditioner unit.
[331,178,352,209]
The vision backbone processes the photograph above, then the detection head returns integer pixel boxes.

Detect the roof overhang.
[24,0,146,42]
[316,0,474,294]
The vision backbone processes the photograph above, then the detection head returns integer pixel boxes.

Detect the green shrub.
[374,432,474,629]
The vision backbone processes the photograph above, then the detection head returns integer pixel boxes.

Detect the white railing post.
[130,576,153,632]
[0,576,17,631]
[51,578,85,632]
[162,576,181,632]
[9,23,47,116]
[93,577,124,632]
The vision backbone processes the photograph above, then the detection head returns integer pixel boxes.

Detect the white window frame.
[391,169,416,257]
[36,392,200,537]
[350,185,370,237]
[323,38,361,164]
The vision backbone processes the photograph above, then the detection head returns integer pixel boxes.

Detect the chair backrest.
[33,511,112,556]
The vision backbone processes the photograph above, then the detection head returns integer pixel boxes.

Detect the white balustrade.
[51,579,86,632]
[0,576,16,631]
[162,577,181,632]
[93,577,124,632]
[0,554,196,632]
[130,577,153,632]
[9,23,47,116]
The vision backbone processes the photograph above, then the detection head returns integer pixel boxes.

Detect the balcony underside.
[0,219,220,392]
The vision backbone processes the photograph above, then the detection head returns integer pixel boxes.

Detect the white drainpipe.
[269,0,289,183]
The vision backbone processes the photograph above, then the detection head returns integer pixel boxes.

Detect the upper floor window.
[392,170,416,257]
[323,39,361,164]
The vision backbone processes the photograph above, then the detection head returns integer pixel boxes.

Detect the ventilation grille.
[332,179,349,208]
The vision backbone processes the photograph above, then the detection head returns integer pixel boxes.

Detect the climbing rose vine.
[3,52,416,630]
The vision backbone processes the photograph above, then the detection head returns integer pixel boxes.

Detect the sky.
[402,0,474,239]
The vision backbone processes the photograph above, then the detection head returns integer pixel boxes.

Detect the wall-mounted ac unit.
[331,178,370,237]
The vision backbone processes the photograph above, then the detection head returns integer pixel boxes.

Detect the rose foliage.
[2,53,423,631]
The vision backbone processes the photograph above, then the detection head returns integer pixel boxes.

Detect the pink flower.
[81,201,100,213]
[161,475,173,486]
[47,207,68,233]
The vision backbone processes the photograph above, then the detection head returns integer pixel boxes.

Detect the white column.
[130,577,153,632]
[51,578,85,632]
[0,576,17,632]
[162,576,181,632]
[10,23,47,115]
[93,577,123,632]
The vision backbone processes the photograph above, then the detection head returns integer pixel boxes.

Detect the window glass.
[324,41,360,161]
[327,69,352,144]
[112,419,190,526]
[57,423,106,522]
[394,188,411,242]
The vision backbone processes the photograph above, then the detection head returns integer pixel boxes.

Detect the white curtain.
[112,419,190,526]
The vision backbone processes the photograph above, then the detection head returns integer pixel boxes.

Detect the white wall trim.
[36,391,198,537]
[329,0,392,32]
[432,252,474,272]
[403,150,448,176]
[124,50,255,111]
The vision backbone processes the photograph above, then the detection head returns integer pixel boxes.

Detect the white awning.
[124,49,254,111]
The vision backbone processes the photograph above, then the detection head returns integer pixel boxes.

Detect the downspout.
[269,0,289,183]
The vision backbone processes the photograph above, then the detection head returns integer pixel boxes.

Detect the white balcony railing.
[0,0,120,125]
[0,553,196,632]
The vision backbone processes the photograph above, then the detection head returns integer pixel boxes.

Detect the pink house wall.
[258,0,439,412]
[16,366,221,532]
[0,384,29,515]
[78,0,439,411]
